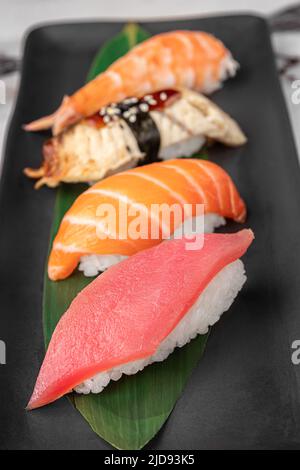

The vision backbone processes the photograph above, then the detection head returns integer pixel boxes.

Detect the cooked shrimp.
[24,31,237,136]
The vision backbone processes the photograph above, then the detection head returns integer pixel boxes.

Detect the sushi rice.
[78,213,225,277]
[75,258,245,394]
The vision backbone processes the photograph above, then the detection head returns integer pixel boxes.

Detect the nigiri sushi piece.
[24,88,246,189]
[24,30,238,135]
[48,158,247,281]
[28,229,254,410]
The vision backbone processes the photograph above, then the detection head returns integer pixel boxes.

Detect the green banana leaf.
[87,23,150,82]
[43,23,210,450]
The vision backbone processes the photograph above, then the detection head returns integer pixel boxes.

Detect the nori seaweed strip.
[122,111,161,164]
[96,91,180,163]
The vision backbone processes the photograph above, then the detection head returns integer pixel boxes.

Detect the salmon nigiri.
[48,159,247,281]
[24,31,238,135]
[28,229,254,410]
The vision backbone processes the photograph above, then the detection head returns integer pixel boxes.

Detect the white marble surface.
[0,0,300,164]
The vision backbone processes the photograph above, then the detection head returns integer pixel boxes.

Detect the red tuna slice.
[28,229,254,410]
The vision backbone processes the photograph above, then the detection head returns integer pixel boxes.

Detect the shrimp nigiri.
[48,159,246,281]
[24,31,238,135]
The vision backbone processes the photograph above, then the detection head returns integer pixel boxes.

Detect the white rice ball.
[74,259,246,395]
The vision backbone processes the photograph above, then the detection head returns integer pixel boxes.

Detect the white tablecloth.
[0,0,299,165]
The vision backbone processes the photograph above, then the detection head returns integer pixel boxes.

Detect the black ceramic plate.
[1,15,300,450]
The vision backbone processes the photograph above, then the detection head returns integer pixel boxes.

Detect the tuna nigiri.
[28,229,254,410]
[47,159,247,281]
[24,30,238,135]
[24,88,246,189]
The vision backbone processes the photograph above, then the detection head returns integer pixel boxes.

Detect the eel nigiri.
[24,88,246,189]
[24,30,238,135]
[28,230,254,410]
[48,159,247,281]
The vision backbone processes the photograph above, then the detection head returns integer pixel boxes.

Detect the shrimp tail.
[23,113,56,132]
[52,99,82,135]
[23,96,82,135]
